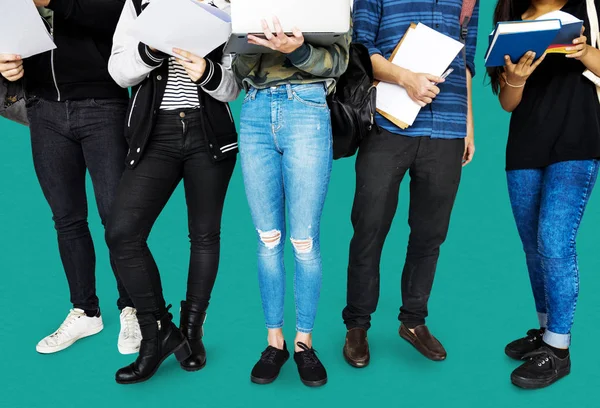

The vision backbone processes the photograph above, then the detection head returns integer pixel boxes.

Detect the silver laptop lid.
[230,0,351,34]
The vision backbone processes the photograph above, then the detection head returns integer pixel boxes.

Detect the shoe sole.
[300,377,328,387]
[399,328,446,362]
[116,340,192,385]
[118,344,141,355]
[250,374,279,385]
[343,349,370,368]
[511,367,571,389]
[36,324,104,354]
[180,358,207,372]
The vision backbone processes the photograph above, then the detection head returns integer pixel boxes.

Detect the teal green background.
[2,2,600,406]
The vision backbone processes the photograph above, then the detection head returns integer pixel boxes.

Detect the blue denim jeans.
[507,160,599,348]
[239,84,332,334]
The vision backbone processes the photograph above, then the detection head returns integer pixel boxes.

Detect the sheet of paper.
[376,23,464,128]
[0,0,56,58]
[129,0,232,59]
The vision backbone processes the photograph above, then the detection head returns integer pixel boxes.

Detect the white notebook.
[376,23,464,129]
[128,0,232,59]
[0,0,56,58]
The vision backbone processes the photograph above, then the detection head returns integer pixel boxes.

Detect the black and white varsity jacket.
[108,0,239,168]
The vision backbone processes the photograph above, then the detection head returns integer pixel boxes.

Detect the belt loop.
[286,83,293,100]
[250,87,257,100]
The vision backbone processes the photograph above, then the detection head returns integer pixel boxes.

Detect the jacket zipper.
[225,104,233,122]
[128,84,143,127]
[49,13,61,101]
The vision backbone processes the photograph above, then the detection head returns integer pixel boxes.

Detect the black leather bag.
[0,79,28,126]
[328,42,376,160]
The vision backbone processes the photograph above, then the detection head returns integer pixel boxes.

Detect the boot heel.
[174,340,192,362]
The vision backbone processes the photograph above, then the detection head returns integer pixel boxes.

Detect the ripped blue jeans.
[239,84,333,333]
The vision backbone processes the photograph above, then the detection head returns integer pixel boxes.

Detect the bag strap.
[587,0,599,48]
[460,0,477,42]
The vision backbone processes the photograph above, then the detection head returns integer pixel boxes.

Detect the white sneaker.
[118,307,142,355]
[36,309,104,354]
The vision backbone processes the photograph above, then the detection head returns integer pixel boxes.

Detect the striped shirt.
[159,58,200,110]
[353,0,479,139]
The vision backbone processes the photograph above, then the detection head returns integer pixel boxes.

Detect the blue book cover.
[547,21,583,53]
[485,20,561,67]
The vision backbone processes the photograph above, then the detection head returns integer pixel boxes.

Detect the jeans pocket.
[90,98,128,111]
[292,85,327,109]
[25,96,43,109]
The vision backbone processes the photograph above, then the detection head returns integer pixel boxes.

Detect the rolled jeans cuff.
[543,330,571,348]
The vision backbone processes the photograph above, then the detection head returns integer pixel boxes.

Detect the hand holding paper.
[0,55,25,82]
[376,23,464,129]
[129,0,232,59]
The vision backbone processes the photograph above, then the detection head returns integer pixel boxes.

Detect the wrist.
[396,67,411,87]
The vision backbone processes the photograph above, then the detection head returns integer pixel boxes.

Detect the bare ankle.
[267,329,285,350]
[294,332,312,352]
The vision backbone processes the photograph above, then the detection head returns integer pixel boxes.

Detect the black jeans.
[27,97,132,311]
[342,128,463,329]
[106,110,236,320]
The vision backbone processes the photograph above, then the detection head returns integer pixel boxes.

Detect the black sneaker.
[511,346,571,389]
[505,329,544,360]
[250,342,290,384]
[293,342,327,387]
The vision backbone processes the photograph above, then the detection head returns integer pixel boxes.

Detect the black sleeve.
[47,0,126,35]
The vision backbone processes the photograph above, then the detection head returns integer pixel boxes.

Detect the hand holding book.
[503,51,546,88]
[565,26,590,60]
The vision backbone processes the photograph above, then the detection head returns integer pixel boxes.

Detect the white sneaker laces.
[50,309,84,338]
[122,309,141,340]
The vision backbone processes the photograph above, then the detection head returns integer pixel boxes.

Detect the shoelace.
[525,329,544,343]
[296,342,320,368]
[122,309,141,339]
[260,347,280,365]
[50,309,83,338]
[523,347,554,368]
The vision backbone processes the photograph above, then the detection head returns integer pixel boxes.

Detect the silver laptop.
[224,0,351,54]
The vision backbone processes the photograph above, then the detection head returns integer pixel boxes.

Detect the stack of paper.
[0,0,56,58]
[376,23,464,129]
[129,0,232,59]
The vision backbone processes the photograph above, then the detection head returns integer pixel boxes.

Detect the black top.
[506,0,600,170]
[24,0,128,102]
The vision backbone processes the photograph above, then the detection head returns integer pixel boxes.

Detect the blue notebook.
[485,19,562,67]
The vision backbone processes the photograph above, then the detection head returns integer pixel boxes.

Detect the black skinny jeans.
[106,110,236,320]
[342,128,463,329]
[27,97,132,312]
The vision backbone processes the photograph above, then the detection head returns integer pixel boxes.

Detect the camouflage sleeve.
[232,54,262,86]
[287,31,351,78]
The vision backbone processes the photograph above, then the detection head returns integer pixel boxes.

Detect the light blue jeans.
[239,83,333,334]
[507,160,599,348]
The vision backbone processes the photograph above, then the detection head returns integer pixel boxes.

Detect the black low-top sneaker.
[511,346,571,389]
[250,342,290,385]
[294,342,327,387]
[505,329,545,360]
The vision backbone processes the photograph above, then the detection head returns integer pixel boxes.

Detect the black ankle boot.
[179,301,207,372]
[115,308,191,384]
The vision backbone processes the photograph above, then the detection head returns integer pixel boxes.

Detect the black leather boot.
[116,308,191,384]
[179,301,207,372]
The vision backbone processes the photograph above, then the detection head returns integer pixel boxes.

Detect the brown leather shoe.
[399,324,447,361]
[343,328,370,368]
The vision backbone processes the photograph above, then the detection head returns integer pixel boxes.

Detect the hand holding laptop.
[247,17,305,54]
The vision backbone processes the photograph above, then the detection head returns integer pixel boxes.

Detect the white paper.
[0,0,56,58]
[376,23,464,127]
[129,0,232,59]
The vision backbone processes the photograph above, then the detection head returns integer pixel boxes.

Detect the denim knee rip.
[258,229,282,249]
